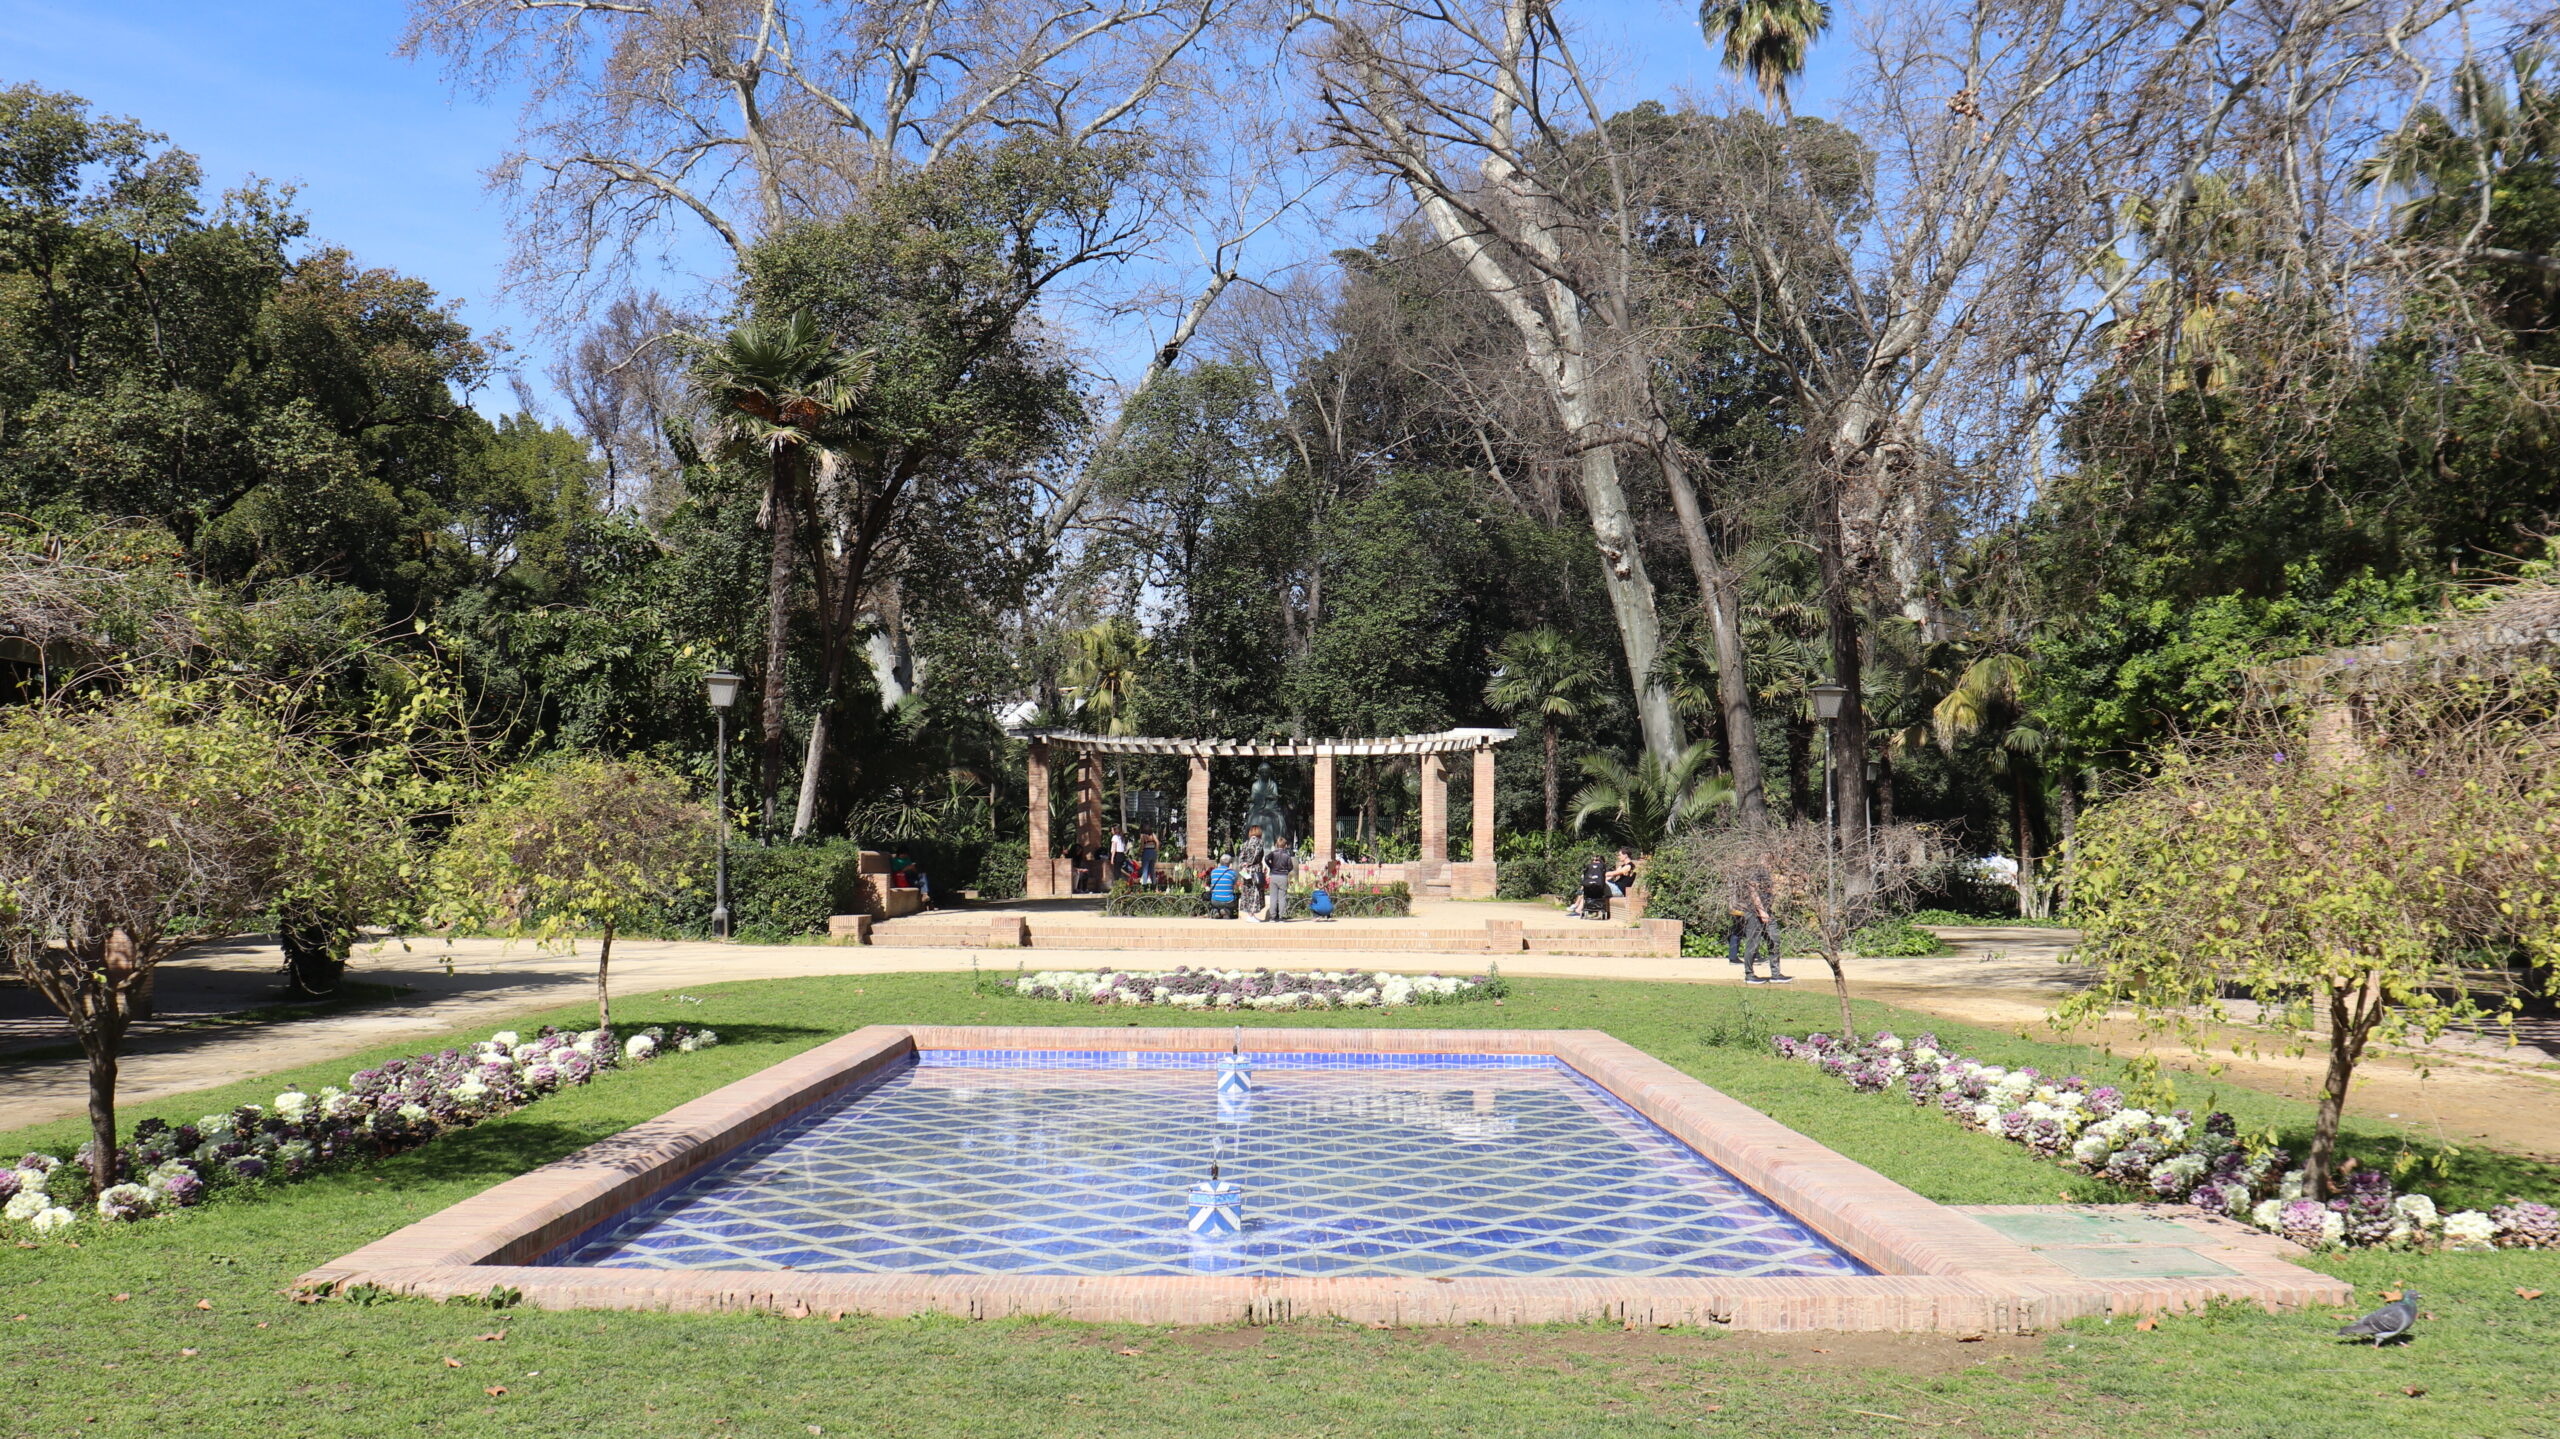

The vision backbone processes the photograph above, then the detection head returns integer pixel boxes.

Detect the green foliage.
[1102,886,1208,918]
[1845,917,1949,957]
[973,838,1028,902]
[647,839,865,940]
[433,756,711,944]
[1570,740,1735,851]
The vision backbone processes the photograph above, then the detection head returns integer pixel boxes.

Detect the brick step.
[863,917,1680,957]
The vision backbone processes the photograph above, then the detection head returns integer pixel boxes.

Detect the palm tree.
[1698,0,1832,117]
[1571,741,1737,854]
[1485,628,1605,835]
[1933,653,2058,918]
[1063,617,1152,831]
[696,310,871,838]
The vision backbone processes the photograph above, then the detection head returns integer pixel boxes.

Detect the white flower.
[2392,1194,2440,1231]
[571,1033,598,1056]
[30,1206,75,1235]
[2159,1154,2206,1183]
[2250,1199,2285,1232]
[397,1103,429,1123]
[1970,1102,2004,1129]
[2443,1211,2498,1250]
[3,1190,45,1223]
[624,1033,657,1061]
[96,1184,156,1221]
[2319,1210,2347,1247]
[2071,1134,2112,1166]
[2156,1117,2190,1147]
[320,1087,354,1120]
[2277,1169,2308,1201]
[2114,1109,2154,1131]
[450,1077,490,1108]
[1876,1035,1904,1053]
[16,1153,58,1174]
[490,1031,520,1049]
[274,1090,312,1122]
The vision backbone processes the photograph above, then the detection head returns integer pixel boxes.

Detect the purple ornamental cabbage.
[2276,1199,2333,1250]
[157,1169,206,1207]
[2189,1182,2234,1217]
[2150,1165,2196,1201]
[2491,1200,2560,1249]
[226,1155,268,1181]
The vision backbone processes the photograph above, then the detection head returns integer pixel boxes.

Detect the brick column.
[1186,755,1211,861]
[1025,739,1052,896]
[1472,744,1496,868]
[1077,750,1105,864]
[1312,754,1336,866]
[1420,753,1448,866]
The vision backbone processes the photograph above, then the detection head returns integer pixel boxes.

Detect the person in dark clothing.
[1734,863,1792,983]
[1262,839,1295,921]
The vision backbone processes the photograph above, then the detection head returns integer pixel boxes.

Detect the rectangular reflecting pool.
[547,1051,1870,1279]
[311,1026,2351,1329]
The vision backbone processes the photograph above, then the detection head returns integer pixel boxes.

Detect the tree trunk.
[596,923,615,1034]
[1573,444,1684,768]
[1542,720,1559,834]
[1876,746,1896,831]
[1786,718,1814,822]
[757,455,800,839]
[1827,954,1856,1042]
[1654,442,1767,822]
[85,1034,119,1190]
[1812,503,1871,884]
[2012,765,2039,920]
[2053,770,2077,916]
[790,708,828,840]
[2308,984,2380,1200]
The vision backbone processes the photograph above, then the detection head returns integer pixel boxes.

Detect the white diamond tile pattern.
[554,1058,1869,1278]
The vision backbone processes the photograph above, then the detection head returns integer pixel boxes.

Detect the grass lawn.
[3,972,2555,1439]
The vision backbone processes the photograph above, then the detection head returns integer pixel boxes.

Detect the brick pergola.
[1013,727,1515,898]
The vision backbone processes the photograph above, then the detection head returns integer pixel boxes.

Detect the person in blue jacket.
[1205,854,1240,918]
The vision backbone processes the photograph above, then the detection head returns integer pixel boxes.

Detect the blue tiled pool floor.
[550,1053,1869,1279]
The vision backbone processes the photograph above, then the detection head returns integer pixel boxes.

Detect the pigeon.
[2336,1292,2419,1346]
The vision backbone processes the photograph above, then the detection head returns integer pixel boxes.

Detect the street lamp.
[1807,679,1848,919]
[704,670,743,941]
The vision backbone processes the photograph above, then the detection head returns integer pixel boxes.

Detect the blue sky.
[1,0,1845,422]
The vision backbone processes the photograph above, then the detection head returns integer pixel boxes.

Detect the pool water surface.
[548,1051,1870,1279]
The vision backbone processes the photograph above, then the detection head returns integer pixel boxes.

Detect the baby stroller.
[1577,855,1612,920]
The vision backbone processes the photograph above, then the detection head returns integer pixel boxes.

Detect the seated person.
[1606,848,1638,897]
[1204,854,1240,918]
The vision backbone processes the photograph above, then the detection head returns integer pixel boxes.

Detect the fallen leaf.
[1703,1406,1724,1413]
[1812,1347,1831,1353]
[484,1386,507,1398]
[2381,1289,2403,1301]
[8,1315,24,1322]
[2517,1288,2544,1300]
[809,1428,824,1436]
[477,1331,506,1342]
[112,1294,130,1303]
[1115,1347,1143,1357]
[195,1300,212,1310]
[2403,1386,2427,1398]
[256,1322,268,1329]
[2134,1317,2157,1331]
[179,1349,197,1358]
[444,1357,463,1368]
[1955,1334,1987,1343]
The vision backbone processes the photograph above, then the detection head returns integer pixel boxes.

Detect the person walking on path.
[1262,838,1296,921]
[1735,862,1792,984]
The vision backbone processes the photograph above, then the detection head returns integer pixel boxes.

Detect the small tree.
[1486,627,1604,835]
[2066,685,2560,1198]
[1571,741,1735,855]
[0,688,412,1188]
[1677,820,1934,1039]
[435,756,712,1032]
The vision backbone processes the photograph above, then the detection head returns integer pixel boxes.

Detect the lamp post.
[704,670,743,941]
[1807,679,1849,923]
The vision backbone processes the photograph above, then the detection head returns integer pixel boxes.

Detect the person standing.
[1138,829,1160,888]
[1735,861,1792,984]
[1263,838,1295,922]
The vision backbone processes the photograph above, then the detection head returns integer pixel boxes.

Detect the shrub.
[1104,886,1208,918]
[973,838,1029,901]
[1317,882,1410,917]
[1848,917,1949,957]
[711,840,866,938]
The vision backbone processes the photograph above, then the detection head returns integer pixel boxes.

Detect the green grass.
[3,973,2554,1438]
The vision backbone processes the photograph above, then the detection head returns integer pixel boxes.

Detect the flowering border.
[1773,1030,2556,1253]
[1002,965,1505,1010]
[0,1023,719,1234]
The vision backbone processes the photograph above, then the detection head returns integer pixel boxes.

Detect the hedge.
[1101,881,1412,919]
[648,839,865,940]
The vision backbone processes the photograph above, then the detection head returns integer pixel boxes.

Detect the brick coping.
[302,1026,2348,1331]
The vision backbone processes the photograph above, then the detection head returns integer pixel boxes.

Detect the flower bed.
[1773,1029,2557,1253]
[0,1023,718,1234]
[1004,964,1504,1009]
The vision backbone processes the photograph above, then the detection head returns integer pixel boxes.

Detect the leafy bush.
[1316,882,1409,917]
[1848,917,1949,956]
[642,839,864,939]
[1908,908,2075,929]
[1632,835,1729,931]
[973,838,1028,901]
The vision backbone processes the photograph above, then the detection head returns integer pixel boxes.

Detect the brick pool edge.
[300,1026,2348,1331]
